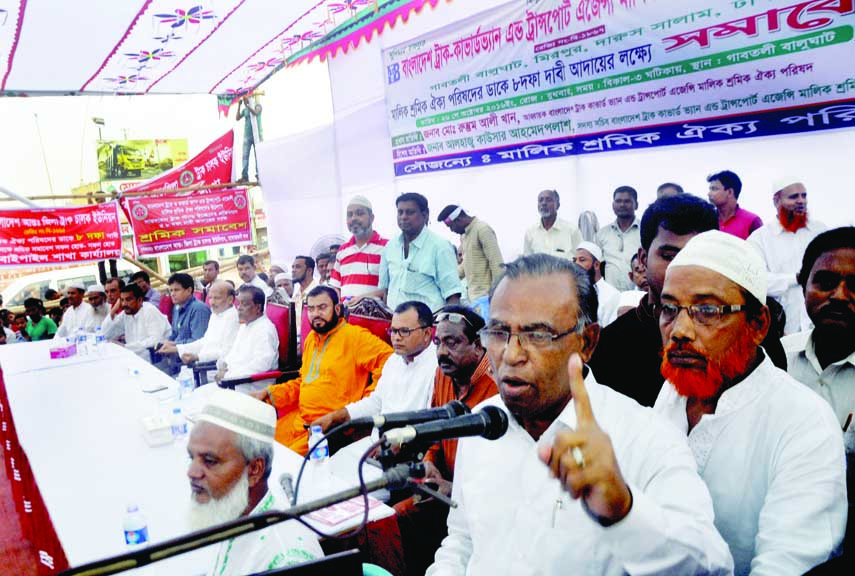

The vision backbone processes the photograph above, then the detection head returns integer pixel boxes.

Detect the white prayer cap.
[576,241,603,261]
[66,281,85,292]
[274,272,291,284]
[618,290,646,309]
[86,283,106,295]
[668,230,767,303]
[771,176,804,195]
[347,195,373,211]
[194,389,276,444]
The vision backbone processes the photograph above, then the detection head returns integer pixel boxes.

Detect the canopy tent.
[0,0,443,97]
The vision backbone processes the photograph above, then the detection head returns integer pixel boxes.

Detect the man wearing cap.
[748,178,827,334]
[84,284,110,331]
[574,242,621,328]
[654,230,846,575]
[188,388,323,574]
[438,205,504,306]
[523,189,582,260]
[55,283,93,338]
[596,186,642,292]
[329,195,389,300]
[101,283,171,360]
[268,273,293,306]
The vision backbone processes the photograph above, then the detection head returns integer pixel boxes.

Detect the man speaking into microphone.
[427,254,733,576]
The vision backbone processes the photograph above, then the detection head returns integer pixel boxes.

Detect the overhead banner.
[96,138,188,181]
[383,0,855,176]
[126,188,252,256]
[122,131,234,194]
[0,202,122,267]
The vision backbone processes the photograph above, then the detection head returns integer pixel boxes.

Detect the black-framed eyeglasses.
[658,303,746,326]
[434,311,474,327]
[479,327,577,350]
[387,325,429,337]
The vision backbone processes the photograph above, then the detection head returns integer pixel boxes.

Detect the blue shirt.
[170,297,211,344]
[378,227,463,312]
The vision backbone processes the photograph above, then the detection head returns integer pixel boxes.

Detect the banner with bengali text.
[126,189,252,257]
[383,0,855,176]
[0,202,122,267]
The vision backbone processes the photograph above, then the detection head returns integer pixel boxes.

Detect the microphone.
[382,405,509,446]
[350,400,470,432]
[279,472,295,504]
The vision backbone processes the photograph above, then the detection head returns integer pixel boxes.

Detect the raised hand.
[538,353,633,526]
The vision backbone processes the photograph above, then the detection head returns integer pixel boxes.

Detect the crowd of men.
[3,171,854,576]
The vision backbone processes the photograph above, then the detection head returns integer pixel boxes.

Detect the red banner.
[126,189,252,256]
[122,130,234,194]
[0,202,122,267]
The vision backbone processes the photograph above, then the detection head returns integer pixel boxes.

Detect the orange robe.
[268,319,392,455]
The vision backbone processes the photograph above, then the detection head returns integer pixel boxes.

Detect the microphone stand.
[58,464,413,576]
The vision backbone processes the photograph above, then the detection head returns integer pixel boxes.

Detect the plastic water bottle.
[123,504,149,548]
[177,366,194,400]
[76,327,88,357]
[93,326,105,356]
[171,407,187,438]
[309,425,329,464]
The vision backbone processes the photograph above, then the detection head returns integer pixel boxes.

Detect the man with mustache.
[329,195,389,299]
[523,189,582,259]
[574,241,620,328]
[84,283,110,331]
[55,282,92,339]
[395,305,498,576]
[654,230,846,576]
[188,388,322,574]
[215,285,278,391]
[252,286,392,454]
[101,283,171,359]
[748,178,827,334]
[428,254,731,575]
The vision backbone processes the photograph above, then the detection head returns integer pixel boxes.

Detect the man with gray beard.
[187,389,322,575]
[329,195,389,299]
[523,189,582,260]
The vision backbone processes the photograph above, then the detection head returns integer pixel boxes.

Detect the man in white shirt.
[311,300,436,432]
[216,285,278,392]
[523,189,582,259]
[748,178,827,334]
[292,255,319,345]
[573,242,620,328]
[101,283,171,360]
[784,227,855,429]
[596,185,641,292]
[155,280,240,366]
[428,253,733,576]
[84,284,109,331]
[237,254,273,298]
[55,283,93,338]
[654,230,846,576]
[188,388,322,575]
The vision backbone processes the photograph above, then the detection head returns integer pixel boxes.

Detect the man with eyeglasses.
[396,305,498,576]
[252,286,392,455]
[653,230,846,576]
[311,300,437,432]
[428,253,731,575]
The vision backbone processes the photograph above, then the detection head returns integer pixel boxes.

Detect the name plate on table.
[306,497,383,527]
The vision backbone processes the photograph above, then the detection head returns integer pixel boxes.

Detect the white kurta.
[595,278,621,328]
[210,490,323,576]
[428,379,733,576]
[101,303,171,360]
[219,316,279,379]
[84,303,109,333]
[523,217,582,260]
[747,219,826,334]
[243,274,273,297]
[55,302,93,339]
[177,307,240,363]
[654,356,847,576]
[346,343,437,420]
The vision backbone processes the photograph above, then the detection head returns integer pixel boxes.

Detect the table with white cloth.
[0,341,395,575]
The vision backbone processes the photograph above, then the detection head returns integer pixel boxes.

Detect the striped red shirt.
[329,231,388,298]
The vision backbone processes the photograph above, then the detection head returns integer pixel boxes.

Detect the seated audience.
[44,288,62,301]
[131,271,161,307]
[1,309,16,343]
[170,280,240,365]
[427,254,731,575]
[55,283,93,338]
[654,231,846,575]
[188,389,323,574]
[104,277,125,307]
[163,273,211,345]
[574,241,620,328]
[311,300,436,431]
[85,284,109,331]
[251,286,392,454]
[268,273,293,306]
[215,285,278,391]
[101,284,171,359]
[24,298,57,342]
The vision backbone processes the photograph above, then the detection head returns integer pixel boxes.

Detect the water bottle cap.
[172,407,181,414]
[310,425,322,434]
[127,504,138,513]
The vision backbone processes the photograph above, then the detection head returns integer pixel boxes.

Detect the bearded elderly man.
[252,286,392,454]
[654,230,846,576]
[84,284,110,331]
[188,388,323,575]
[428,254,731,575]
[748,178,827,334]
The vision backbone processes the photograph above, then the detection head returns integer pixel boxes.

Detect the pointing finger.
[569,353,597,427]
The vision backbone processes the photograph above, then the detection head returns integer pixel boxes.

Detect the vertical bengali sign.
[383,0,855,176]
[0,202,122,267]
[126,189,252,257]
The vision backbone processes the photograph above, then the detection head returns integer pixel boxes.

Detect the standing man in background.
[707,170,763,240]
[524,189,582,259]
[597,185,641,292]
[330,196,389,300]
